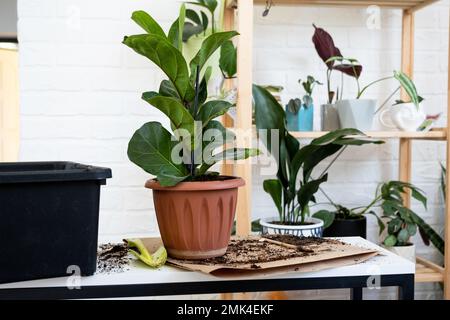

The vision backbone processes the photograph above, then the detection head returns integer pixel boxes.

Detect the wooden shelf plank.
[415,257,444,283]
[227,0,440,11]
[289,128,447,140]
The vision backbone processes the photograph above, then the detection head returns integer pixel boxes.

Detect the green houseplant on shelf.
[123,5,258,260]
[285,76,322,132]
[253,84,383,236]
[314,181,444,260]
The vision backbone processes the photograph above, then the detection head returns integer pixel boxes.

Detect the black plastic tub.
[323,216,367,239]
[0,162,112,284]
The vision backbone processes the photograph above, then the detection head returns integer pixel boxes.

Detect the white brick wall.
[17,0,449,299]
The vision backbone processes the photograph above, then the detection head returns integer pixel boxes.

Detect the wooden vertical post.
[0,47,20,162]
[235,0,253,236]
[443,6,450,300]
[399,10,414,207]
[221,5,235,177]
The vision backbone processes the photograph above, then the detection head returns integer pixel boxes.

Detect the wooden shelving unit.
[223,0,450,298]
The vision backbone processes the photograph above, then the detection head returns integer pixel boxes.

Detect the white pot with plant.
[375,181,444,263]
[253,85,382,237]
[379,71,426,131]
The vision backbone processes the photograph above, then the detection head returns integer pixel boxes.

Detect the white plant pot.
[383,243,416,263]
[336,99,376,131]
[259,217,324,237]
[379,103,426,131]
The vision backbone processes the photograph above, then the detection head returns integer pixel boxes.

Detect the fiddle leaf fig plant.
[123,6,258,187]
[253,84,384,225]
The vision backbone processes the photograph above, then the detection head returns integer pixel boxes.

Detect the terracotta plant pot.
[146,177,245,260]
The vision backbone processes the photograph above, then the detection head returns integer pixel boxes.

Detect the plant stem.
[191,65,201,177]
[211,10,215,34]
[374,86,400,114]
[327,69,332,104]
[317,146,347,179]
[359,194,382,215]
[357,76,393,99]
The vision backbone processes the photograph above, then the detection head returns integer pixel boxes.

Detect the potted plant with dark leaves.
[313,24,424,132]
[253,84,383,236]
[285,76,322,132]
[312,24,350,131]
[123,6,258,260]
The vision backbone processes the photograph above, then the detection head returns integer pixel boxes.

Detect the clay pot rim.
[145,176,245,191]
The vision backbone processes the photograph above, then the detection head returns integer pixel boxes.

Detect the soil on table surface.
[269,221,315,226]
[176,235,346,266]
[97,242,130,274]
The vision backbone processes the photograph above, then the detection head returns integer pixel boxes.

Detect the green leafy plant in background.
[286,76,322,114]
[314,181,444,253]
[253,84,384,225]
[123,5,258,187]
[378,181,443,251]
[184,0,218,41]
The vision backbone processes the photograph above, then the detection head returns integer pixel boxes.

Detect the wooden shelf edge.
[227,0,440,12]
[415,256,445,283]
[289,128,447,140]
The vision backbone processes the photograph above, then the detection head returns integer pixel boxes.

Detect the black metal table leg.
[350,287,363,300]
[398,274,415,300]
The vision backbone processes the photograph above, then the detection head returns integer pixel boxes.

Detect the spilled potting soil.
[97,243,131,274]
[189,235,346,265]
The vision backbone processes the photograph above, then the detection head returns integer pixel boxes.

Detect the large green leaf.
[297,174,328,213]
[312,210,335,229]
[183,22,204,42]
[196,100,233,127]
[394,70,421,108]
[333,137,384,146]
[183,9,205,42]
[127,122,189,186]
[198,148,260,175]
[219,40,237,78]
[142,94,195,136]
[198,66,212,106]
[186,8,202,25]
[189,31,239,80]
[202,120,235,151]
[311,128,364,145]
[123,34,194,101]
[303,144,342,181]
[263,179,283,215]
[410,211,444,255]
[131,11,166,37]
[168,18,181,49]
[253,84,286,152]
[186,0,218,13]
[159,80,180,99]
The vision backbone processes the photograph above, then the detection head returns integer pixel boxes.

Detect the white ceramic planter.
[320,104,341,131]
[383,243,416,263]
[379,103,426,131]
[336,99,376,131]
[259,217,324,237]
